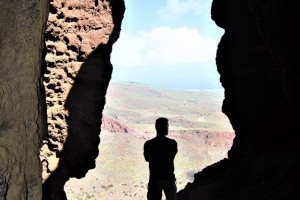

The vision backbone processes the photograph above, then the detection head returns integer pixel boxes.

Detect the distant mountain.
[102,81,233,132]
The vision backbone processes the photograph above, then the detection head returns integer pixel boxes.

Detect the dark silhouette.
[144,118,178,200]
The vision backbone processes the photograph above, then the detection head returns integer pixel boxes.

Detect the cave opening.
[2,0,298,199]
[62,1,234,199]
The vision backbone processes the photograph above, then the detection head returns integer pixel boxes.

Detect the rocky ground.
[65,129,233,200]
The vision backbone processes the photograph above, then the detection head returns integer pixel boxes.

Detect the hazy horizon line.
[108,80,224,92]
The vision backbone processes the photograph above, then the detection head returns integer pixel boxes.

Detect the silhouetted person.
[144,117,178,200]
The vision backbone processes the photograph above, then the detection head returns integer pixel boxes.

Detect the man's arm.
[144,142,150,162]
[172,140,178,160]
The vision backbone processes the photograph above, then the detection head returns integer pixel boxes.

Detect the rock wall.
[0,0,49,199]
[178,0,300,199]
[41,0,125,199]
[3,0,298,199]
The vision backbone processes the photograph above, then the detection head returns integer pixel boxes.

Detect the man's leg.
[147,181,163,200]
[163,180,177,200]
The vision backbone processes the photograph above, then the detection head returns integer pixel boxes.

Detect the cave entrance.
[64,1,234,199]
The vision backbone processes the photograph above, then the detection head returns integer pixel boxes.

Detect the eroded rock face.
[101,116,134,133]
[0,0,49,199]
[41,0,125,199]
[41,0,114,181]
[178,0,300,199]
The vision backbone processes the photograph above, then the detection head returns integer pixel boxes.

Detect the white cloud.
[157,0,206,21]
[111,26,219,68]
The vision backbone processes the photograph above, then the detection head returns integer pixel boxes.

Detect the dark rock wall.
[41,0,125,199]
[178,0,300,199]
[0,0,49,199]
[2,0,298,199]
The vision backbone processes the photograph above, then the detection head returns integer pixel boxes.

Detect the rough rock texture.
[178,0,300,199]
[101,116,133,133]
[0,0,49,199]
[40,0,114,181]
[41,0,125,199]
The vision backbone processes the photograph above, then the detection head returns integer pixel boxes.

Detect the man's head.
[155,117,169,136]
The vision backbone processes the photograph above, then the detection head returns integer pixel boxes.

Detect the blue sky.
[111,0,224,90]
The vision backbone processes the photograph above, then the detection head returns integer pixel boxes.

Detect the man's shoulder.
[166,137,177,144]
[145,136,177,145]
[145,137,155,143]
[144,138,155,146]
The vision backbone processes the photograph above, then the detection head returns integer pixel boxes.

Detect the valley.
[65,82,234,200]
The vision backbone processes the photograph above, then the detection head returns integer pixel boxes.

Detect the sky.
[111,0,224,90]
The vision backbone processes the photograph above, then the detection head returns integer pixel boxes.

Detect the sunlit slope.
[104,81,232,132]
